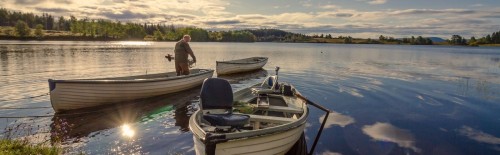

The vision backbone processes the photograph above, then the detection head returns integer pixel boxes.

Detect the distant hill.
[428,37,446,43]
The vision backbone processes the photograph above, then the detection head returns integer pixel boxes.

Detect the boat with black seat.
[189,68,309,155]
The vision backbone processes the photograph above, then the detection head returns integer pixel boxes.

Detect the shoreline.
[1,38,499,47]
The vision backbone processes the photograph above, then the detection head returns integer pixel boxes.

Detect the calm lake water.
[0,41,499,155]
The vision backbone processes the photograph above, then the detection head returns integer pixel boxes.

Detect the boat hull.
[193,123,305,155]
[216,57,268,75]
[49,69,214,112]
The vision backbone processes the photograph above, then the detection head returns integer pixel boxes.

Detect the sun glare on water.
[121,124,136,138]
[112,41,152,46]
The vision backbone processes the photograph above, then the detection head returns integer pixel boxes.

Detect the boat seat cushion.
[201,78,233,109]
[203,113,250,127]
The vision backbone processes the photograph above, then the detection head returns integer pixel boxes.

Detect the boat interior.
[197,76,305,133]
[75,69,207,80]
[219,57,267,64]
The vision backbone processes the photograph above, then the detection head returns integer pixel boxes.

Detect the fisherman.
[174,35,197,76]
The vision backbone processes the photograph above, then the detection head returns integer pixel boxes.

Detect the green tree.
[344,36,353,44]
[485,35,492,44]
[379,35,386,41]
[34,24,44,38]
[15,20,31,37]
[153,29,163,41]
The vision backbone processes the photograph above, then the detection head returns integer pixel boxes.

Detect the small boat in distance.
[189,70,308,155]
[216,57,268,75]
[48,69,214,113]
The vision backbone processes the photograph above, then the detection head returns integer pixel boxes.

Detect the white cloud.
[319,5,338,9]
[471,4,484,7]
[1,0,499,38]
[368,0,388,5]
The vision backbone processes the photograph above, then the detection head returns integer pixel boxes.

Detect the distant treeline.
[0,8,310,42]
[448,31,500,46]
[1,8,499,45]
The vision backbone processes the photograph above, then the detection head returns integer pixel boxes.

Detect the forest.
[1,8,499,46]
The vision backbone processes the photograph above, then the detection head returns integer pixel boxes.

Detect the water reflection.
[320,111,355,128]
[49,88,200,144]
[458,126,500,145]
[1,41,500,154]
[362,122,421,153]
[121,124,135,138]
[216,69,268,83]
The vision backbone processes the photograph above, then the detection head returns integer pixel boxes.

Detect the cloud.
[458,126,500,145]
[362,122,421,153]
[101,10,151,20]
[1,0,499,38]
[319,5,338,9]
[33,7,70,13]
[390,9,476,15]
[236,14,268,20]
[368,0,387,5]
[471,4,484,7]
[203,19,241,25]
[14,0,46,5]
[318,12,354,18]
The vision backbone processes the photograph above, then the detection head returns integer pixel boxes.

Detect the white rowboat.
[48,69,214,112]
[216,57,268,75]
[189,77,308,155]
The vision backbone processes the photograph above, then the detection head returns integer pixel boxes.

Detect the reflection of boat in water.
[50,88,200,143]
[189,71,309,154]
[217,69,268,84]
[216,57,268,75]
[48,69,214,112]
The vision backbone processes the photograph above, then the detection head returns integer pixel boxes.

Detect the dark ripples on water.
[1,41,499,155]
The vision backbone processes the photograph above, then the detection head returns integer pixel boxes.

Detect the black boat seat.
[200,78,249,128]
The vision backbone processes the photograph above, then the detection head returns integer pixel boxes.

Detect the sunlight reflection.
[121,124,135,138]
[112,41,152,46]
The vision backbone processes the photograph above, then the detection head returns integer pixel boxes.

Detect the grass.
[480,44,500,47]
[0,139,61,155]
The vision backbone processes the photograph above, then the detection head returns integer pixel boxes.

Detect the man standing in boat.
[174,35,197,76]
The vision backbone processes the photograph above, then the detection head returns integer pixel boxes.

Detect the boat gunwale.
[216,57,268,65]
[48,69,214,84]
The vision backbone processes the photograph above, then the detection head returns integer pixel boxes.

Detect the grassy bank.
[0,26,138,41]
[0,139,61,155]
[480,44,500,47]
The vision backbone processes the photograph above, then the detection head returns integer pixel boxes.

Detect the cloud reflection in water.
[362,122,421,153]
[458,126,500,145]
[320,111,355,128]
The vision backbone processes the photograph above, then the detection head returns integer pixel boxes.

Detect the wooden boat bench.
[256,105,303,114]
[246,114,296,129]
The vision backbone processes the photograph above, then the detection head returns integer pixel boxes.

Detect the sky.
[1,0,500,38]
